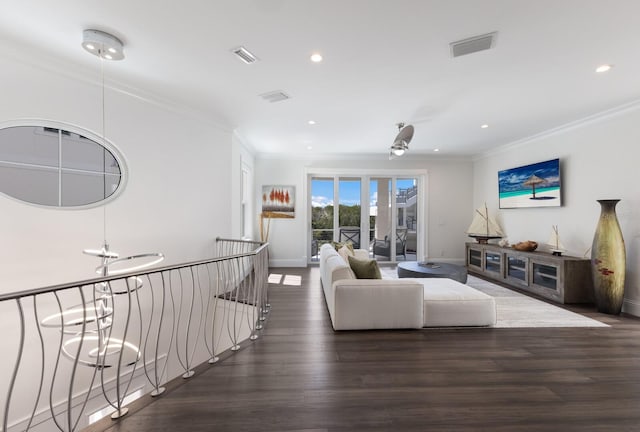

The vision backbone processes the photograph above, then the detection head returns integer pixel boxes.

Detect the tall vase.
[591,199,626,314]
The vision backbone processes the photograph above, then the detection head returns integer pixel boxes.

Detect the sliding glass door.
[338,177,362,249]
[310,173,422,263]
[310,177,334,260]
[370,177,392,262]
[396,178,418,261]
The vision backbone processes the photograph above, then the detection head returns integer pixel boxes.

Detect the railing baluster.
[111,277,139,419]
[3,299,25,432]
[204,263,220,364]
[25,295,46,431]
[182,268,196,378]
[229,257,241,351]
[49,292,66,431]
[173,270,188,376]
[72,285,104,431]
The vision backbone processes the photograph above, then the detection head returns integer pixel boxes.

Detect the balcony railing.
[0,237,269,432]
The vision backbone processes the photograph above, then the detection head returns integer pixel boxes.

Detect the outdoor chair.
[373,227,408,260]
[338,227,361,249]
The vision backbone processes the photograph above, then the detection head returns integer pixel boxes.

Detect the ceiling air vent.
[231,46,259,64]
[260,91,291,103]
[450,32,497,58]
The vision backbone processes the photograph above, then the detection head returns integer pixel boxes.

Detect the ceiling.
[1,0,640,158]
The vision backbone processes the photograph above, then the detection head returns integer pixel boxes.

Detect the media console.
[465,242,594,304]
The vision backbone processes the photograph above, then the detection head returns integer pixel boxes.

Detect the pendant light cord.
[101,52,107,247]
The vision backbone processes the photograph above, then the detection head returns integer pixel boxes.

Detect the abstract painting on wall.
[262,185,295,218]
[498,158,561,209]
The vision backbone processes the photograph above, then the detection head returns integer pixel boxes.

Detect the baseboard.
[269,258,307,268]
[622,298,640,318]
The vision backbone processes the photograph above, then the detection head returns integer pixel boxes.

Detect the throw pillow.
[337,244,355,263]
[331,241,354,253]
[348,255,382,279]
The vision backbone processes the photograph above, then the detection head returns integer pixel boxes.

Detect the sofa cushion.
[337,244,354,263]
[326,255,356,282]
[421,278,496,327]
[331,241,354,253]
[348,255,382,279]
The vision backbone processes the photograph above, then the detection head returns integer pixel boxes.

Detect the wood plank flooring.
[90,267,640,432]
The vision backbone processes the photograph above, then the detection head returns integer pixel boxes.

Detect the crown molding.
[233,130,257,156]
[255,151,471,162]
[473,98,640,161]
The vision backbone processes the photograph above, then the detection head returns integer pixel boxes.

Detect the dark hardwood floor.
[92,267,640,432]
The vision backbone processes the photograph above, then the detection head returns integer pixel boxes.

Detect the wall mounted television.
[498,158,561,209]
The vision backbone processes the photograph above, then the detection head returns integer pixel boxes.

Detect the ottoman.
[421,278,496,327]
[397,261,468,283]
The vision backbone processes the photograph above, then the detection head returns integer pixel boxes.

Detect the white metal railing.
[0,237,269,432]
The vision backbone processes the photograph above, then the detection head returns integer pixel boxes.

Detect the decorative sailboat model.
[547,225,566,256]
[466,203,505,244]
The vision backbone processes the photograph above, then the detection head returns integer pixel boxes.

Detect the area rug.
[381,268,608,328]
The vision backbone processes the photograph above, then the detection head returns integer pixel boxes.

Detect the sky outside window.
[312,178,415,208]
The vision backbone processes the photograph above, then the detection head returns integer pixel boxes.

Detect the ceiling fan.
[389,122,415,159]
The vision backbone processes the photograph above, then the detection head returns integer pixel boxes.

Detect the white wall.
[0,50,233,292]
[255,156,473,267]
[473,105,640,315]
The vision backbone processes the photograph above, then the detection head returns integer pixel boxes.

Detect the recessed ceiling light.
[108,47,117,54]
[103,54,113,60]
[307,146,313,150]
[85,43,95,50]
[310,53,323,63]
[433,149,440,152]
[596,64,613,73]
[308,120,316,125]
[481,124,489,129]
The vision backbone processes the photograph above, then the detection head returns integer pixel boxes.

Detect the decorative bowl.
[512,241,538,252]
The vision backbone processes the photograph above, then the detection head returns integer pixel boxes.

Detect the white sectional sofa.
[319,243,496,331]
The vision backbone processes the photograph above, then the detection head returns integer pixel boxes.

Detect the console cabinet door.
[505,253,528,287]
[529,259,564,302]
[467,246,483,272]
[484,250,503,278]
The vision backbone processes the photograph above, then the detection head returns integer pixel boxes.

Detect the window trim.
[0,119,128,210]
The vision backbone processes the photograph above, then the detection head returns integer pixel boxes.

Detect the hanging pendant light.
[77,29,165,417]
[81,29,126,274]
[80,28,164,276]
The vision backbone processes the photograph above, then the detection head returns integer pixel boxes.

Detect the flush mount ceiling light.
[82,29,124,60]
[308,120,316,125]
[481,124,489,129]
[595,64,613,73]
[389,123,415,160]
[310,53,323,63]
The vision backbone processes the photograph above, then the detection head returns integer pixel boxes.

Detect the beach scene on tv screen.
[498,159,561,208]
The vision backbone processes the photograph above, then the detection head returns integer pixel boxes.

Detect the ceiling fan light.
[388,122,413,158]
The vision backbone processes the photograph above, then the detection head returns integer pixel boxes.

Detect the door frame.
[306,168,428,264]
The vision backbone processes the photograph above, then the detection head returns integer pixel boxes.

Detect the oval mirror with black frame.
[0,123,127,208]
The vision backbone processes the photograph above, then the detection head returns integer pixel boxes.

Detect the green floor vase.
[591,199,626,314]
